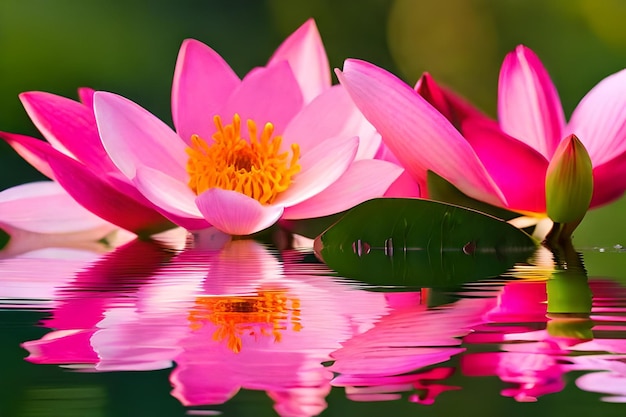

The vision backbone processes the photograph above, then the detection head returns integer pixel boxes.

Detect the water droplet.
[351,240,371,257]
[384,238,394,257]
[462,241,476,255]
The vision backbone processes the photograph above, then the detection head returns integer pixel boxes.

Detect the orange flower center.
[188,289,302,353]
[186,114,301,205]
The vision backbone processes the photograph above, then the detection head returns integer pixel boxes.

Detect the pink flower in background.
[0,91,174,236]
[95,19,402,236]
[337,46,626,217]
[0,181,117,257]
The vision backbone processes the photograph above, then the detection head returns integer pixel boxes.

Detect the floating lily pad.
[315,198,538,288]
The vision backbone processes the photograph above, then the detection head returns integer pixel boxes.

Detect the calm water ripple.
[1,232,626,416]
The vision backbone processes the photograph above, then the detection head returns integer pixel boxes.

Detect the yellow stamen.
[188,289,302,354]
[186,114,301,205]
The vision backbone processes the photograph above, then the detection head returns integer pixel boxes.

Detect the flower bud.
[545,134,593,224]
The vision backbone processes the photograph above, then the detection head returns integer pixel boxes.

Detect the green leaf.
[0,227,10,250]
[315,198,538,288]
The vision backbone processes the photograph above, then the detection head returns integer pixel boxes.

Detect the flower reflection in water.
[16,234,626,414]
[168,240,388,416]
[330,290,496,404]
[0,248,100,310]
[20,237,390,416]
[22,232,186,367]
[462,245,626,403]
[188,289,303,354]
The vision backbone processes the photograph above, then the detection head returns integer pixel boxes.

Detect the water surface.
[1,232,625,416]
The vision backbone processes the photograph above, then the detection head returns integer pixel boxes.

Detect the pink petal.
[416,72,491,129]
[221,62,303,136]
[356,130,383,161]
[172,39,240,145]
[77,87,95,108]
[282,84,381,159]
[498,45,565,158]
[337,59,506,207]
[45,150,172,235]
[282,159,403,219]
[134,167,210,231]
[0,181,111,234]
[195,188,284,235]
[20,91,118,175]
[273,136,359,207]
[462,118,549,213]
[383,170,422,198]
[375,140,424,196]
[590,148,626,208]
[267,18,331,103]
[566,68,626,166]
[94,92,188,182]
[0,132,56,179]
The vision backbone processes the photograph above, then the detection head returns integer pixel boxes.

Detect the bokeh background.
[2,0,626,246]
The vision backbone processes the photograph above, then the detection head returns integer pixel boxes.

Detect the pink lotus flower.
[0,181,117,257]
[0,91,175,237]
[94,19,402,236]
[337,46,626,219]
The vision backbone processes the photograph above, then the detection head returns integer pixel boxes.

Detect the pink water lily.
[337,46,626,219]
[0,181,118,257]
[0,91,175,236]
[95,20,401,236]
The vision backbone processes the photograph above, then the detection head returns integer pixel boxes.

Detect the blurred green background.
[1,0,626,246]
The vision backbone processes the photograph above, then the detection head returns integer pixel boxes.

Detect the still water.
[1,229,625,417]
